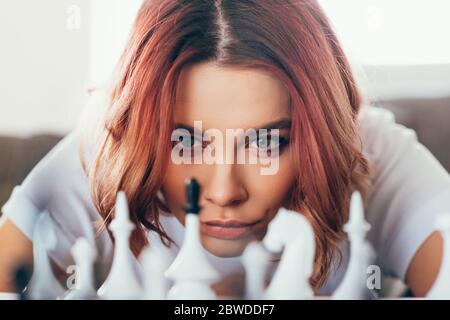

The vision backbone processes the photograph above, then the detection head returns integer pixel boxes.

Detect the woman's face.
[162,61,297,257]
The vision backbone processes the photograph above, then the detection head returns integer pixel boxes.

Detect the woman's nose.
[203,164,248,208]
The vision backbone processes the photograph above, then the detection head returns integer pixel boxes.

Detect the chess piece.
[263,208,315,299]
[242,241,271,300]
[332,191,375,300]
[140,233,174,300]
[64,238,98,300]
[27,212,66,300]
[165,178,219,300]
[426,213,450,299]
[12,263,32,300]
[97,191,143,299]
[0,292,20,300]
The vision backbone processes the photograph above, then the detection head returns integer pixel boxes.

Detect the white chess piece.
[263,208,315,300]
[426,213,450,299]
[242,241,271,300]
[27,212,66,300]
[0,293,20,300]
[64,238,98,300]
[97,191,143,299]
[165,178,219,300]
[140,233,174,299]
[332,191,375,300]
[165,212,219,299]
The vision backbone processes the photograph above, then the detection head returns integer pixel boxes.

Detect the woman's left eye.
[248,134,289,153]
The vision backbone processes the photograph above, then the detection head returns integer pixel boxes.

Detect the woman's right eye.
[176,134,203,149]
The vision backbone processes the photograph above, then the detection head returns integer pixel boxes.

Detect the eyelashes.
[174,133,204,149]
[172,132,290,157]
[246,134,290,156]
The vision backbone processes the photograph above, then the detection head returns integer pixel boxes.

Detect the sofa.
[0,135,62,207]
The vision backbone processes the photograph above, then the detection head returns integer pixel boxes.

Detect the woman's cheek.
[246,153,297,206]
[162,162,216,214]
[162,163,198,217]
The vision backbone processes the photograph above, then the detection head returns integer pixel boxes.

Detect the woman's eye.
[249,135,289,154]
[176,135,203,149]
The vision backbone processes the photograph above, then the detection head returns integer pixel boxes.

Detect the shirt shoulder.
[357,106,416,162]
[357,106,450,280]
[1,131,112,270]
[17,132,86,207]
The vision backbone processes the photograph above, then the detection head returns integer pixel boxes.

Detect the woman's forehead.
[174,61,290,130]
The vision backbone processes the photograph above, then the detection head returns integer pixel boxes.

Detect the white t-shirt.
[2,105,450,295]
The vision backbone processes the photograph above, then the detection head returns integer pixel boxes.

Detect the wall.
[0,0,90,137]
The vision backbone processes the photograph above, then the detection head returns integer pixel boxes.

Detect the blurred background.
[0,0,450,207]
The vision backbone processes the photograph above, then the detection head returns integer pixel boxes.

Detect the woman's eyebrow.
[254,118,291,131]
[173,123,198,135]
[173,118,292,133]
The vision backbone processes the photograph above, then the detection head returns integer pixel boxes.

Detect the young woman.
[1,0,449,297]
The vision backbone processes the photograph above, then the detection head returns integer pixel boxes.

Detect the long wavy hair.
[80,0,372,289]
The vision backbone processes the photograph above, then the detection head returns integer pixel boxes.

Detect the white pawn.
[64,238,98,300]
[27,212,65,300]
[332,191,375,300]
[0,293,20,300]
[97,191,143,299]
[165,178,219,300]
[242,241,271,300]
[426,213,450,299]
[263,208,315,300]
[140,233,174,299]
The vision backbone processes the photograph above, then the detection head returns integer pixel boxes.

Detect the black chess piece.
[184,177,201,215]
[12,263,32,300]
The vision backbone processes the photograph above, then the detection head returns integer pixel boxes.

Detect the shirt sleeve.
[358,106,450,281]
[2,186,40,240]
[1,131,112,271]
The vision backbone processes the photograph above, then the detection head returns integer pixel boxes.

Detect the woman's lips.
[200,219,262,240]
